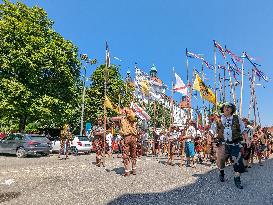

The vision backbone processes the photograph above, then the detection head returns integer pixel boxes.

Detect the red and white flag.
[214,40,226,59]
[173,73,188,96]
[130,102,151,121]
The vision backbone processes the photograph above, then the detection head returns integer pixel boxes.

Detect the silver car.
[0,133,52,158]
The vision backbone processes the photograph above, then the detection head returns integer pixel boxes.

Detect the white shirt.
[160,134,165,142]
[106,133,113,146]
[186,126,197,142]
[212,115,245,142]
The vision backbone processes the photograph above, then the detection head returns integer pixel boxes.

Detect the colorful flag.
[130,102,151,121]
[193,73,216,104]
[186,49,214,69]
[214,40,226,59]
[225,47,243,63]
[173,73,188,96]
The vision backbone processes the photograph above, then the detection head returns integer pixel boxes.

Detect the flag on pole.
[130,102,151,121]
[105,95,119,113]
[225,47,243,63]
[173,73,188,96]
[105,42,110,68]
[186,49,214,69]
[214,40,226,59]
[193,73,216,104]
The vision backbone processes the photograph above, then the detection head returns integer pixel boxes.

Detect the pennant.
[193,73,216,104]
[245,53,269,82]
[225,47,243,63]
[186,49,214,69]
[214,40,226,59]
[173,73,188,96]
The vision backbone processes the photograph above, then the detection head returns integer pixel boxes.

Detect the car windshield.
[78,136,89,141]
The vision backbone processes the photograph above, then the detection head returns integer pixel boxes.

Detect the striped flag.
[173,73,188,96]
[214,40,226,59]
[225,47,243,63]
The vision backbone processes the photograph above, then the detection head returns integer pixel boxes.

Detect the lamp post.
[79,54,97,136]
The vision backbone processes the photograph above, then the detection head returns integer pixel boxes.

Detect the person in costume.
[212,102,250,189]
[118,107,138,176]
[185,121,197,167]
[92,117,105,167]
[58,124,72,160]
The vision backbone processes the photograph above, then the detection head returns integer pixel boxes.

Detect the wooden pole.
[239,52,245,117]
[227,63,237,107]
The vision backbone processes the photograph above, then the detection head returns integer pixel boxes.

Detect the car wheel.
[41,152,49,157]
[16,147,26,158]
[72,147,78,156]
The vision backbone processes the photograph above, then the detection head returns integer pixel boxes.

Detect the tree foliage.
[85,64,133,124]
[0,0,81,131]
[145,101,171,129]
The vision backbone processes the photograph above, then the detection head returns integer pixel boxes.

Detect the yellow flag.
[139,80,150,96]
[105,95,114,110]
[104,95,119,113]
[193,73,216,104]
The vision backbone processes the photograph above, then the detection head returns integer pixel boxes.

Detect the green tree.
[0,0,81,131]
[146,101,171,129]
[85,64,133,124]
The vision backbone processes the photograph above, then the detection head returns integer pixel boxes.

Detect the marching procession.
[1,1,273,204]
[86,102,273,190]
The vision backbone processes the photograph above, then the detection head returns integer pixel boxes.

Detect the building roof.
[150,64,157,72]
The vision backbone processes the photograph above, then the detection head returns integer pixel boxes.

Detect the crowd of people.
[89,102,272,189]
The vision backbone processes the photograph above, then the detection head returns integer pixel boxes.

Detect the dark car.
[0,133,52,158]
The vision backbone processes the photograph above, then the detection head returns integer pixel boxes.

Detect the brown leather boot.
[132,168,137,175]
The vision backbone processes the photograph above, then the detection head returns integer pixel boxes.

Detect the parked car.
[50,136,62,153]
[0,133,52,158]
[70,136,92,155]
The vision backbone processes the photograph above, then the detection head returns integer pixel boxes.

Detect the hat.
[220,102,236,114]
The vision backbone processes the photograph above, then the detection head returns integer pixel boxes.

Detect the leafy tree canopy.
[85,64,133,125]
[0,0,81,131]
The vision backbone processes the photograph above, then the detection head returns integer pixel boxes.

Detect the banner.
[193,73,216,104]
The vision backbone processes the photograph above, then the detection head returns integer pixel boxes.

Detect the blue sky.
[15,0,273,126]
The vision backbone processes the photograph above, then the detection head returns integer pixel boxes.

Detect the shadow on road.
[0,192,21,203]
[108,158,273,205]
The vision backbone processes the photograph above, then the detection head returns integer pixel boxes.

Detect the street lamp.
[79,54,97,136]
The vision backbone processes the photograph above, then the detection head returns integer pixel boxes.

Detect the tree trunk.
[19,116,27,132]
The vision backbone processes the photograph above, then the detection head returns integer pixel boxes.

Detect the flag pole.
[167,67,175,164]
[218,70,223,102]
[103,42,109,166]
[227,63,237,107]
[248,69,254,119]
[186,49,191,121]
[239,52,245,117]
[213,41,217,103]
[201,62,205,127]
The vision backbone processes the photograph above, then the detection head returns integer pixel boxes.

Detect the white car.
[70,136,92,155]
[51,139,61,153]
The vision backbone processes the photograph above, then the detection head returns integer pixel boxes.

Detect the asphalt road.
[0,153,273,205]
